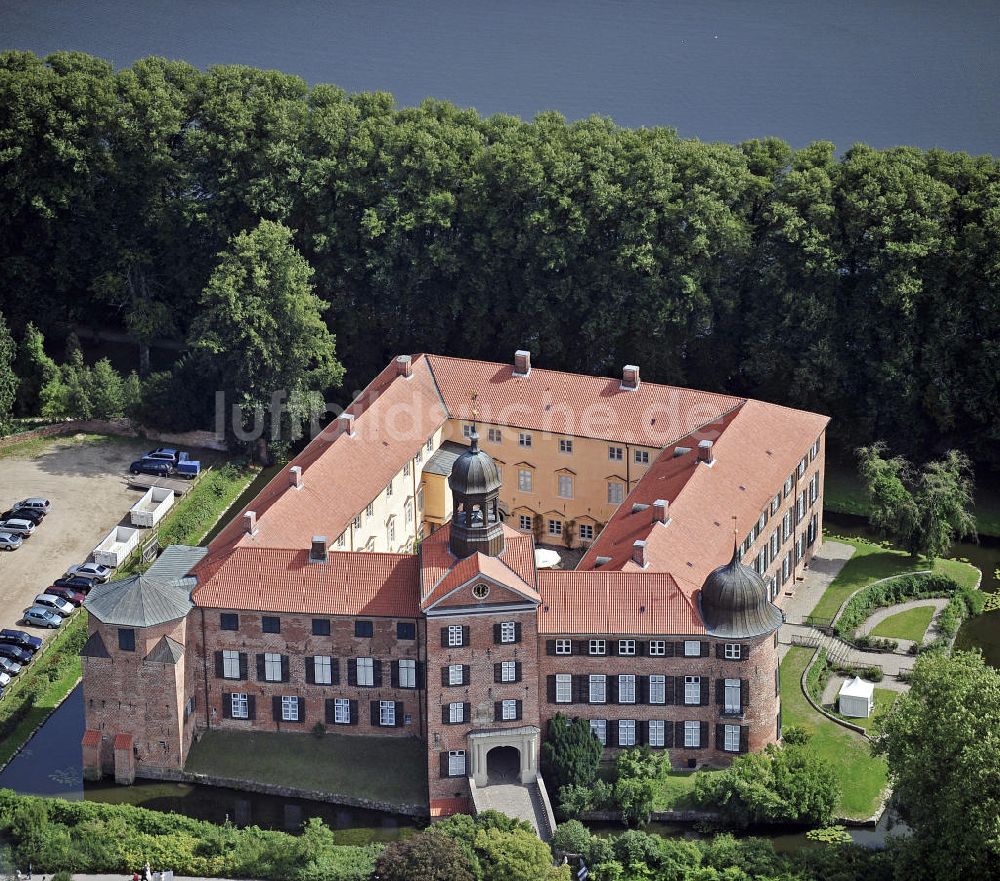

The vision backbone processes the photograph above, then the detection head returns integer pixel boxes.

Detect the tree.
[0,311,18,430]
[613,747,669,827]
[541,713,603,794]
[188,220,344,461]
[374,829,475,881]
[13,322,58,416]
[473,826,571,881]
[857,442,977,559]
[872,651,1000,881]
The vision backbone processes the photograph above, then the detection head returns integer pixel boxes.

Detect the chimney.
[338,413,355,437]
[653,499,669,523]
[244,510,257,535]
[632,540,647,568]
[395,354,412,378]
[289,465,303,489]
[697,439,715,465]
[310,535,328,563]
[513,349,531,377]
[622,364,640,390]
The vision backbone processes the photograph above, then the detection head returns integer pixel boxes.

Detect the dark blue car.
[52,576,95,593]
[0,628,42,653]
[129,458,173,477]
[0,643,32,664]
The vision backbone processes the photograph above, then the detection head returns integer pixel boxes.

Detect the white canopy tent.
[534,548,561,569]
[838,676,875,718]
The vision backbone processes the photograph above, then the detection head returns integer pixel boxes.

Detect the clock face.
[472,583,490,600]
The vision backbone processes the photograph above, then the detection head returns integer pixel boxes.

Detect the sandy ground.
[0,434,153,643]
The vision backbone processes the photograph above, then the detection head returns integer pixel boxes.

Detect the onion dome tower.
[700,544,784,639]
[448,417,505,558]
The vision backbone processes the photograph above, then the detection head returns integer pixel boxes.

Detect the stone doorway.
[486,745,520,783]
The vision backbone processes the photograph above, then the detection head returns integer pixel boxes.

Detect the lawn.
[780,647,888,819]
[851,688,901,734]
[808,536,981,622]
[185,729,429,808]
[652,768,705,812]
[871,604,936,642]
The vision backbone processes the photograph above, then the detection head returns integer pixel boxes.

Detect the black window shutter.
[461,626,470,646]
[390,661,399,688]
[635,640,644,656]
[248,696,256,720]
[576,640,587,655]
[272,696,281,721]
[638,676,649,704]
[347,659,357,686]
[463,702,471,722]
[515,700,522,721]
[348,699,357,725]
[741,679,749,711]
[494,701,502,722]
[546,640,556,656]
[222,693,231,718]
[700,641,710,658]
[608,640,618,656]
[514,662,522,683]
[715,643,724,659]
[569,640,578,655]
[331,658,340,685]
[493,623,501,644]
[238,653,248,680]
[370,701,379,726]
[439,751,449,778]
[715,723,725,750]
[700,678,710,706]
[664,721,674,748]
[494,663,502,683]
[440,627,448,647]
[607,721,618,748]
[255,654,265,681]
[675,676,686,703]
[373,659,383,687]
[673,641,685,657]
[214,651,224,678]
[395,701,404,727]
[572,675,585,704]
[462,664,470,685]
[325,699,335,725]
[663,641,675,657]
[415,662,424,689]
[716,678,725,705]
[280,655,290,683]
[305,657,315,685]
[514,622,522,643]
[297,696,306,722]
[441,705,449,725]
[740,644,748,659]
[675,721,684,747]
[608,676,619,704]
[636,721,645,746]
[441,666,449,687]
[700,720,709,748]
[665,676,675,705]
[547,675,556,703]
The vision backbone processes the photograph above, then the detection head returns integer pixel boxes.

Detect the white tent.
[838,676,875,718]
[534,548,561,569]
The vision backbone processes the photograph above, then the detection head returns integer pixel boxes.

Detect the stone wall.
[0,419,228,452]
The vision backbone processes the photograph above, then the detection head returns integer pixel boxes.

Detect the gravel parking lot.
[0,434,152,642]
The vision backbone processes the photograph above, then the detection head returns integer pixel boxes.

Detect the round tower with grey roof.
[448,423,505,558]
[699,546,784,639]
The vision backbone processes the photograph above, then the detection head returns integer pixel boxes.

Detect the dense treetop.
[2,50,998,466]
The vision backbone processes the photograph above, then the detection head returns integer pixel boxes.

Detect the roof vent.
[673,446,692,458]
[653,499,669,523]
[289,465,303,489]
[244,510,257,536]
[513,349,531,377]
[395,354,412,378]
[595,555,612,567]
[632,540,648,568]
[310,535,328,563]
[697,439,715,465]
[621,364,640,390]
[631,503,649,514]
[338,413,355,437]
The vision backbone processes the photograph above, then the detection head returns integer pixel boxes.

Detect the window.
[770,492,781,515]
[684,675,701,705]
[448,702,465,723]
[684,720,700,747]
[379,700,396,726]
[618,639,636,656]
[649,674,666,704]
[519,514,533,530]
[366,502,375,518]
[117,629,135,652]
[608,446,623,461]
[590,719,607,745]
[555,639,572,655]
[783,474,794,497]
[518,469,533,492]
[648,720,666,747]
[589,674,607,703]
[426,438,434,452]
[558,474,574,499]
[754,551,764,575]
[500,621,516,643]
[353,515,362,530]
[608,482,624,505]
[448,750,466,776]
[312,618,331,636]
[501,699,518,720]
[386,479,393,497]
[415,448,423,464]
[388,519,396,544]
[579,523,594,542]
[634,450,649,464]
[231,693,249,719]
[222,650,240,679]
[782,510,792,542]
[500,661,517,682]
[488,428,502,444]
[618,674,636,703]
[548,519,563,536]
[448,664,464,686]
[398,659,416,688]
[333,698,350,724]
[725,678,742,714]
[796,533,805,562]
[281,696,299,722]
[810,437,821,461]
[782,550,792,583]
[559,438,573,454]
[648,640,666,656]
[797,456,807,478]
[403,461,410,477]
[809,472,820,505]
[314,655,333,685]
[618,720,636,746]
[220,613,238,631]
[724,643,742,660]
[397,622,416,640]
[463,424,474,438]
[796,490,806,524]
[724,724,741,752]
[264,653,282,682]
[405,500,413,525]
[518,432,532,447]
[356,657,374,687]
[355,620,374,638]
[555,674,572,703]
[589,639,606,656]
[684,640,701,657]
[770,529,780,558]
[262,616,280,634]
[447,625,463,647]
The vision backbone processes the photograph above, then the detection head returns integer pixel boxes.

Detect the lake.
[1,0,997,154]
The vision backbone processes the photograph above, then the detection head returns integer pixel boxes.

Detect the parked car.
[65,562,113,583]
[129,458,173,477]
[0,629,42,653]
[1,508,44,525]
[144,447,180,462]
[0,518,35,538]
[11,498,49,516]
[32,594,75,617]
[21,608,61,630]
[0,643,35,663]
[0,657,23,676]
[44,586,86,607]
[0,533,23,551]
[0,671,11,688]
[52,575,96,593]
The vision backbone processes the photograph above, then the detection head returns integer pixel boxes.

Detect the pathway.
[859,597,950,653]
[472,779,553,840]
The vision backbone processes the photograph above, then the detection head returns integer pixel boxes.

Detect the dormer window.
[310,536,328,563]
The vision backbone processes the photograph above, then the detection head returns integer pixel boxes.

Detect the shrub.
[542,714,603,795]
[375,829,474,881]
[551,820,592,856]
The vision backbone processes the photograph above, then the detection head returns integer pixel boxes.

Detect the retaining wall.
[0,419,227,452]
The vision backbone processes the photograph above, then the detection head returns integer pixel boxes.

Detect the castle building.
[81,352,827,820]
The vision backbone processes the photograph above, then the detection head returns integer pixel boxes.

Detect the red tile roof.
[192,547,420,617]
[81,729,101,747]
[426,354,743,447]
[430,797,470,817]
[113,733,133,751]
[579,399,829,594]
[537,570,702,635]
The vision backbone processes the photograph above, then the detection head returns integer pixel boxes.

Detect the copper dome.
[448,428,502,496]
[699,546,784,639]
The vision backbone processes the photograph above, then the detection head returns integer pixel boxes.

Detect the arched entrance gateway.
[468,726,540,787]
[486,745,521,783]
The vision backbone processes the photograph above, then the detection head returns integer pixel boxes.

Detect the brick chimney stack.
[513,350,531,377]
[244,510,257,535]
[338,413,355,437]
[653,499,669,523]
[632,540,647,567]
[395,355,412,378]
[289,465,303,489]
[697,439,715,465]
[622,364,640,390]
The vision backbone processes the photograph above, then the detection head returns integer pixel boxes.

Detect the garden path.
[858,597,950,652]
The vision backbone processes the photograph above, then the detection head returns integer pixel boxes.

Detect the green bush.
[551,820,592,855]
[541,714,603,796]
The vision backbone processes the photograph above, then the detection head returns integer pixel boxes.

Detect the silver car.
[0,532,22,551]
[23,607,61,629]
[32,594,74,617]
[65,562,113,583]
[0,657,23,676]
[12,498,50,515]
[0,519,34,538]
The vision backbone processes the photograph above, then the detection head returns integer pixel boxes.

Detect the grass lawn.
[780,647,888,819]
[0,431,134,461]
[809,537,981,622]
[871,605,936,642]
[851,688,901,734]
[652,769,706,811]
[157,462,261,548]
[185,729,429,808]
